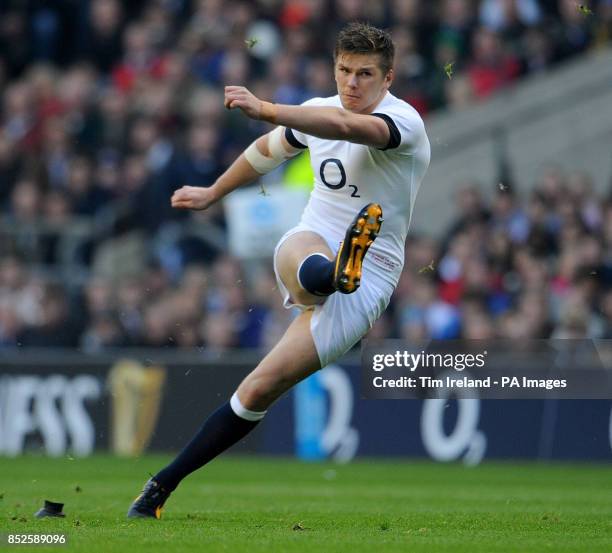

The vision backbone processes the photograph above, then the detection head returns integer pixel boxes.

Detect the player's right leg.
[332,203,383,294]
[275,230,335,307]
[277,203,384,305]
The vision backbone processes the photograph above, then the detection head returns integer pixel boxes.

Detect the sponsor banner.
[1,351,611,463]
[289,361,612,463]
[361,340,612,399]
[0,369,104,457]
[0,353,258,457]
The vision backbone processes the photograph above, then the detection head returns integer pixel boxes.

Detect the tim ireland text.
[372,376,567,389]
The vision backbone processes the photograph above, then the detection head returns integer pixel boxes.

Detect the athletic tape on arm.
[244,126,299,174]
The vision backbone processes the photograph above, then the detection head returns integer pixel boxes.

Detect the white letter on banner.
[63,376,101,456]
[1,377,38,455]
[34,376,67,456]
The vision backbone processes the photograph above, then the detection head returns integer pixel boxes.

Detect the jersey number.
[320,159,360,197]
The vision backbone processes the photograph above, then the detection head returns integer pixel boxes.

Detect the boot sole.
[333,203,383,294]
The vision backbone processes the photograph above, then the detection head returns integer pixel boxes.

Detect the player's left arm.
[225,86,391,149]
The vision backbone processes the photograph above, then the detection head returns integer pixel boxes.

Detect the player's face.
[334,52,393,114]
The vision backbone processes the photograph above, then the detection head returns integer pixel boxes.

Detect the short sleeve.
[284,127,307,149]
[371,107,425,154]
[283,97,326,149]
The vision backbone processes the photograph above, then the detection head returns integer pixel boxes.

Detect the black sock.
[154,399,263,491]
[298,253,335,296]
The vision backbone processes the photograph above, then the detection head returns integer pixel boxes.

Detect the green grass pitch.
[0,455,610,552]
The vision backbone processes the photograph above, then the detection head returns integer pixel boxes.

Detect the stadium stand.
[0,0,611,349]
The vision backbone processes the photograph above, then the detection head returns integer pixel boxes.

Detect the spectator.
[17,283,80,347]
[79,0,125,73]
[479,0,542,40]
[467,27,522,98]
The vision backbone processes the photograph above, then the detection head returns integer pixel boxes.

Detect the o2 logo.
[420,371,487,466]
[294,364,359,462]
[319,367,359,462]
[320,159,360,197]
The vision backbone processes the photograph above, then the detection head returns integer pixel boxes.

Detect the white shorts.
[273,224,395,368]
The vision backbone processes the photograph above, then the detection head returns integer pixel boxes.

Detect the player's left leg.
[234,308,320,410]
[128,310,320,519]
[127,203,385,518]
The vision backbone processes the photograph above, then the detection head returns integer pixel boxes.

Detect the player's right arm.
[171,129,301,210]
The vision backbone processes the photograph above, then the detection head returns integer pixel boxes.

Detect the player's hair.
[334,22,395,74]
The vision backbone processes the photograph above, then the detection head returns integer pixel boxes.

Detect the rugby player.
[128,22,430,519]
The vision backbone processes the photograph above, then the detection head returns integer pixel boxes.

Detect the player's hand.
[171,185,219,211]
[224,86,262,119]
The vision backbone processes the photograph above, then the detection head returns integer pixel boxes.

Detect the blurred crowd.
[2,165,611,351]
[383,168,612,343]
[1,0,611,350]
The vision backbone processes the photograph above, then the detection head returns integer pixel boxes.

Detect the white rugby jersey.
[285,92,431,286]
